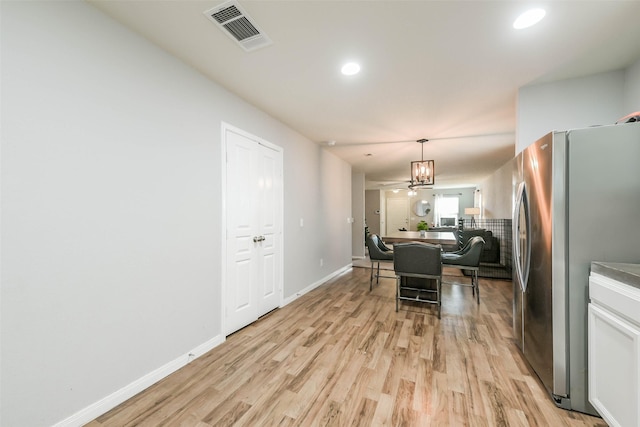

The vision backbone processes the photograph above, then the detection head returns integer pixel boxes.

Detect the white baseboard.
[53,334,224,427]
[282,263,352,306]
[54,265,353,426]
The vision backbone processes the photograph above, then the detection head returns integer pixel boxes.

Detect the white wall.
[502,58,640,217]
[379,191,387,235]
[312,149,353,282]
[478,157,515,219]
[516,70,626,152]
[623,58,640,114]
[517,60,640,153]
[485,58,640,222]
[0,2,352,426]
[351,171,365,259]
[364,189,381,236]
[282,141,352,297]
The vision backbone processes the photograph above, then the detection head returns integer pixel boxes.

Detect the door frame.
[220,122,284,337]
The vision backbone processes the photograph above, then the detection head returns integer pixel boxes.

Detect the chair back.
[461,236,485,266]
[448,235,474,255]
[442,236,485,267]
[376,236,393,252]
[393,242,442,276]
[366,234,393,261]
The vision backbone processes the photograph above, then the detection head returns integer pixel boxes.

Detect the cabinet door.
[588,303,640,427]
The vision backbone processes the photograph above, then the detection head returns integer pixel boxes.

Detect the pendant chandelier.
[408,139,435,188]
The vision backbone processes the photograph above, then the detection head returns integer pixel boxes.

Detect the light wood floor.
[87,267,606,427]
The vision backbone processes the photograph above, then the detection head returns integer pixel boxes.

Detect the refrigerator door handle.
[513,181,531,292]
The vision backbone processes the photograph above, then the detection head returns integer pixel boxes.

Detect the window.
[435,195,459,227]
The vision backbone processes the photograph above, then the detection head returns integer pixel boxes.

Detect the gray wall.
[0,2,352,426]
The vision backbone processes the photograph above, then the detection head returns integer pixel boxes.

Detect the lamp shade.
[465,207,481,215]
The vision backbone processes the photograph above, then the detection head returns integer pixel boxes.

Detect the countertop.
[591,262,640,290]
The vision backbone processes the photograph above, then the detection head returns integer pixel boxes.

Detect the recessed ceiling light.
[341,62,361,76]
[513,8,546,29]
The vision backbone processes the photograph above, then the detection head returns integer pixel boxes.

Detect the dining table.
[382,231,457,246]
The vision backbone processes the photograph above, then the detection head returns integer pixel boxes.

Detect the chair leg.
[469,269,475,297]
[437,278,441,319]
[474,271,480,304]
[395,276,399,312]
[370,261,375,291]
[376,262,381,284]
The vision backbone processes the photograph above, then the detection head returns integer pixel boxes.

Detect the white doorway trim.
[220,122,284,337]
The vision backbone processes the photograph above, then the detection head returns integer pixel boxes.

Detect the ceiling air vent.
[204,1,272,52]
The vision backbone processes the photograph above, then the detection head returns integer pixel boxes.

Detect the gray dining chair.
[441,236,485,304]
[365,234,394,291]
[393,242,443,318]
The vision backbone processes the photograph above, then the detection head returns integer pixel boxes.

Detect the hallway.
[88,267,605,426]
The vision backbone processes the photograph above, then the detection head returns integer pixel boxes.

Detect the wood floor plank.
[285,367,332,419]
[506,408,531,427]
[431,371,451,426]
[391,378,417,425]
[371,393,393,426]
[351,397,378,427]
[411,356,433,413]
[336,366,376,426]
[365,347,392,401]
[88,267,606,427]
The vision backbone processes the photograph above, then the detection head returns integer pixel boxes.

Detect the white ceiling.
[89,0,640,189]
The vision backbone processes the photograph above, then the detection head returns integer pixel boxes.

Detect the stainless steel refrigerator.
[512,122,640,415]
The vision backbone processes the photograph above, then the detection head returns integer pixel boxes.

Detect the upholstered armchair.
[441,236,485,304]
[365,234,394,291]
[394,242,443,318]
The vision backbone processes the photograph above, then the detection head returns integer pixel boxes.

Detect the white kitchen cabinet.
[589,263,640,427]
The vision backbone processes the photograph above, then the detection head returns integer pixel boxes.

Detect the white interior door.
[386,198,409,234]
[225,126,282,335]
[256,146,280,314]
